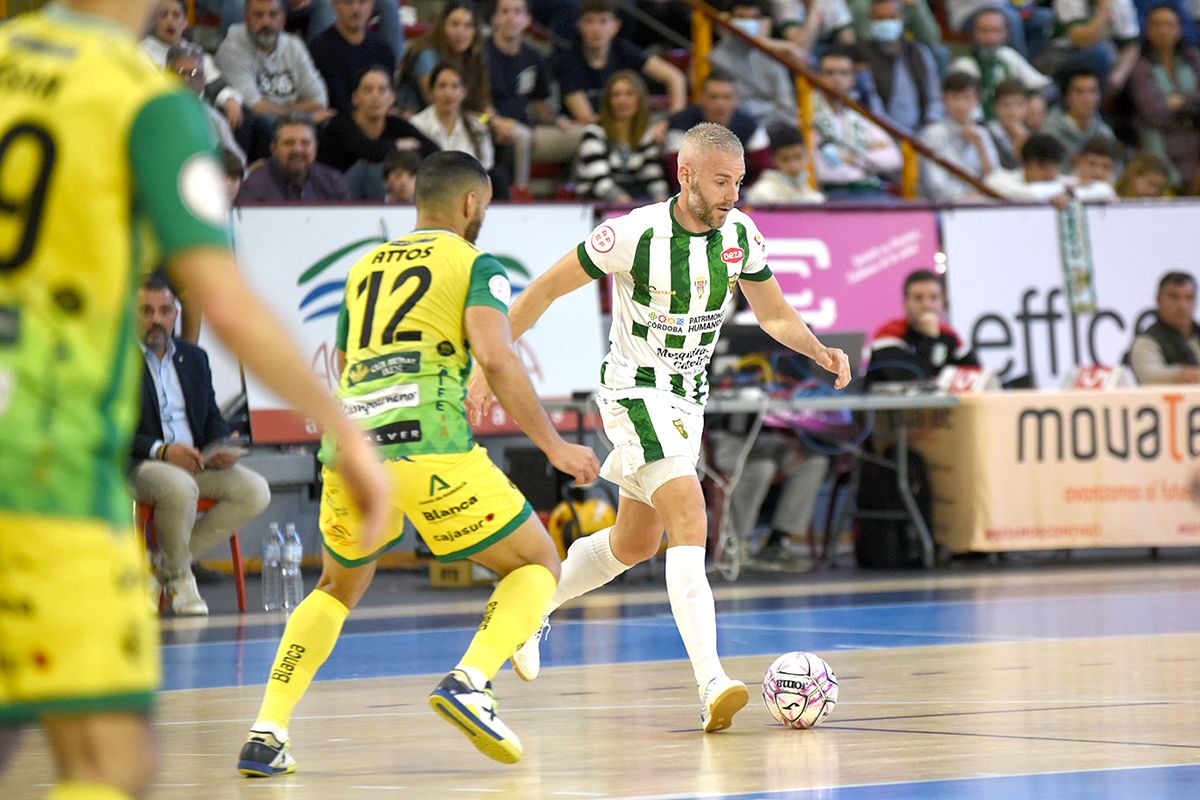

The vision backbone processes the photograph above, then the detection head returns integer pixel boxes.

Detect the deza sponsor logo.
[1017,394,1200,464]
[342,384,420,419]
[721,247,744,264]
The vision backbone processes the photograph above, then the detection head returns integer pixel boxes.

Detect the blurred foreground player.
[0,3,393,798]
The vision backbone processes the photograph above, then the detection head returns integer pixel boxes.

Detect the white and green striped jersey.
[578,197,773,406]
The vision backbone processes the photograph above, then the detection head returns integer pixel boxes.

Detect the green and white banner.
[203,205,604,442]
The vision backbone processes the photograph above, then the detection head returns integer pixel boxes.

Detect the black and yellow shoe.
[428,670,523,764]
[237,728,297,777]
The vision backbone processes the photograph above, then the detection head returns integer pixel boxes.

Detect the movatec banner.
[220,205,603,442]
[915,387,1200,551]
[941,202,1200,389]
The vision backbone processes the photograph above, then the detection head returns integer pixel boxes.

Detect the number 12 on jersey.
[355,265,432,349]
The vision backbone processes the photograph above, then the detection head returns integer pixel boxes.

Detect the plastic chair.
[136,498,247,612]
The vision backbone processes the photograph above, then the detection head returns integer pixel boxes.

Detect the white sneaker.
[511,617,549,681]
[165,571,209,616]
[700,676,749,733]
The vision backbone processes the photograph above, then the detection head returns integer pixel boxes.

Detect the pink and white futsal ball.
[761,651,839,729]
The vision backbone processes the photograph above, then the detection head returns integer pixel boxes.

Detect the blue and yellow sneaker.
[428,669,523,764]
[237,726,297,777]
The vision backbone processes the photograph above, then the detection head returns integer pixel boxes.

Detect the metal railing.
[680,0,1001,200]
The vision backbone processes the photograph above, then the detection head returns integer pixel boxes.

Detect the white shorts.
[598,392,704,505]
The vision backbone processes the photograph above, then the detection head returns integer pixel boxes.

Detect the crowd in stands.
[136,0,1200,205]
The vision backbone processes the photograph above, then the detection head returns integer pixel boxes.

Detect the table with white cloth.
[911,387,1200,554]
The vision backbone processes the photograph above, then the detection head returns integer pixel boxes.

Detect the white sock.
[665,545,725,688]
[251,720,289,741]
[547,527,628,614]
[453,664,488,689]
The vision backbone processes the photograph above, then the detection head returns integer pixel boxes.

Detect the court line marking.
[149,697,1200,729]
[178,563,1200,629]
[829,700,1174,724]
[826,723,1200,751]
[160,589,1200,649]
[608,761,1200,800]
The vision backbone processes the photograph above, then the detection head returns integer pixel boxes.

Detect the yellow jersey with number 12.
[323,229,511,461]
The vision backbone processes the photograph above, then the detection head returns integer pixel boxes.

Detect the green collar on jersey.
[669,196,719,239]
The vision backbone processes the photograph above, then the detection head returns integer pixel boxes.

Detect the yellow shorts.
[320,444,533,566]
[0,514,160,725]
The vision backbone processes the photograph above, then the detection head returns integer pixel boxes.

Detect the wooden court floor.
[3,563,1199,799]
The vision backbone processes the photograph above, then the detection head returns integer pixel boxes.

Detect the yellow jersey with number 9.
[323,228,511,461]
[0,7,231,526]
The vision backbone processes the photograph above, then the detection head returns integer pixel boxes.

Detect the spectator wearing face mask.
[710,1,801,132]
[857,0,944,133]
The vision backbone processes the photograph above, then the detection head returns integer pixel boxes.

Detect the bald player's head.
[415,151,492,243]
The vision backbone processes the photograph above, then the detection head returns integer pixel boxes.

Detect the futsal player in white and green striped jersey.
[469,122,851,732]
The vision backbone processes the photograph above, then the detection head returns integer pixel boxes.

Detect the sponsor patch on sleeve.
[589,224,616,253]
[489,274,512,305]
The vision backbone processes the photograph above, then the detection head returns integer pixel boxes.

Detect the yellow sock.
[460,564,556,679]
[254,589,350,730]
[47,783,131,800]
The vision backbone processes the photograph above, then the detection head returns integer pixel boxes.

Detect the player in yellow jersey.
[0,3,393,799]
[237,151,600,774]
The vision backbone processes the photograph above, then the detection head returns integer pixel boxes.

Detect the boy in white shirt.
[745,126,826,204]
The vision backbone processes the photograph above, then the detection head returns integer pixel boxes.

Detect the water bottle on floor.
[282,522,305,610]
[262,522,284,611]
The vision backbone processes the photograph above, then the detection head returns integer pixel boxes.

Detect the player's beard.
[464,207,485,244]
[687,187,725,230]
